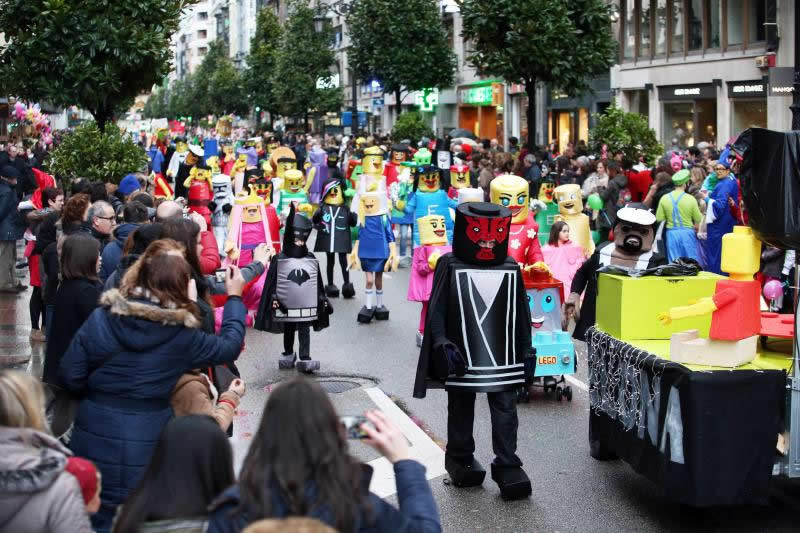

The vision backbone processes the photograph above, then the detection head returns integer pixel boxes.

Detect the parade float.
[586,128,799,506]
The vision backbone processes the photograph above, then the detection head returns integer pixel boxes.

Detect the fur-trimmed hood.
[100,289,201,328]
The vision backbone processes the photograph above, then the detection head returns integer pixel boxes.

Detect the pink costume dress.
[542,241,586,293]
[407,243,452,333]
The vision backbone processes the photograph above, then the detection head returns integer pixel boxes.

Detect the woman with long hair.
[112,415,234,533]
[542,221,587,292]
[209,378,440,533]
[59,243,247,532]
[0,370,93,532]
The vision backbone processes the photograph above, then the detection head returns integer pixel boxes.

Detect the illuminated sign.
[459,85,493,105]
[316,73,340,89]
[415,88,439,112]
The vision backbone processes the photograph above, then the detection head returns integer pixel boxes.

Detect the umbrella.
[449,128,477,140]
[452,137,479,147]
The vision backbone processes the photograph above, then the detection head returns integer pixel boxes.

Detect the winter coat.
[138,517,208,533]
[199,230,221,275]
[99,223,139,281]
[59,289,246,531]
[171,371,240,432]
[0,427,93,533]
[43,278,103,388]
[0,179,25,241]
[207,461,440,533]
[104,253,139,290]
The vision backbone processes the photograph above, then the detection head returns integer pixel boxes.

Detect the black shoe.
[278,352,297,369]
[296,358,320,373]
[325,284,340,298]
[374,305,389,320]
[341,282,355,299]
[445,456,486,488]
[357,306,374,323]
[490,463,531,500]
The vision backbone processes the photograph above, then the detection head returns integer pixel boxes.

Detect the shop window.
[695,100,716,145]
[663,102,694,147]
[731,100,766,135]
[655,0,667,56]
[688,0,703,50]
[670,0,684,55]
[579,108,590,144]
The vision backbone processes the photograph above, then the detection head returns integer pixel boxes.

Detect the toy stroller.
[519,263,576,403]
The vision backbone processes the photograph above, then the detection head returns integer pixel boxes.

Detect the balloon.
[587,193,603,211]
[763,279,783,300]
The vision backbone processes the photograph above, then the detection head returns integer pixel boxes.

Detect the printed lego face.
[253,180,273,205]
[324,185,343,206]
[277,158,297,178]
[414,148,432,166]
[464,215,509,261]
[450,166,469,189]
[526,287,563,332]
[242,204,262,224]
[418,215,448,246]
[361,193,381,216]
[206,156,220,173]
[237,153,248,164]
[223,145,234,156]
[392,150,407,164]
[490,175,529,224]
[362,153,383,174]
[283,169,305,193]
[267,141,279,152]
[554,184,583,216]
[538,181,555,203]
[212,176,230,200]
[418,170,441,193]
[193,168,211,183]
[614,221,654,254]
[176,141,188,153]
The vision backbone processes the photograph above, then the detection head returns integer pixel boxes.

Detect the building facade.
[173,1,213,80]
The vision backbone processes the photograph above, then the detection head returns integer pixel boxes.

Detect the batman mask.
[282,204,313,258]
[453,202,512,266]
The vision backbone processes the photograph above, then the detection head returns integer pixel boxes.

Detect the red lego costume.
[184,169,214,226]
[383,161,401,188]
[507,213,544,266]
[709,280,761,341]
[153,174,174,200]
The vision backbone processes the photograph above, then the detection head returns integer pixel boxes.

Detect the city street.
[4,256,800,532]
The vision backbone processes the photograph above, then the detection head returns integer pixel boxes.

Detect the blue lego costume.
[404,166,456,246]
[704,175,738,275]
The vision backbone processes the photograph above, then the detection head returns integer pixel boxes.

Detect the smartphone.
[214,268,227,284]
[340,415,372,439]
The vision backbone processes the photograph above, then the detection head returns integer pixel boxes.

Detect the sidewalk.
[0,243,42,373]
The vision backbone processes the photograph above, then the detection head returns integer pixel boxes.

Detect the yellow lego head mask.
[236,189,264,224]
[357,191,382,226]
[538,179,556,203]
[206,156,220,174]
[283,169,305,194]
[390,144,409,165]
[175,140,188,153]
[223,145,234,157]
[415,165,441,193]
[721,226,761,280]
[321,179,344,206]
[450,164,470,190]
[490,174,529,224]
[418,215,448,246]
[362,146,384,175]
[267,141,279,153]
[277,157,298,179]
[553,184,584,216]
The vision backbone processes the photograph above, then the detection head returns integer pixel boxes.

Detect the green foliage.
[272,0,342,129]
[391,111,433,142]
[47,122,149,186]
[590,105,664,166]
[347,0,456,104]
[0,0,196,131]
[143,85,169,119]
[458,0,616,147]
[244,9,283,122]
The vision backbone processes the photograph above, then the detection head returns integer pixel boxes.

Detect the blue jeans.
[397,224,412,256]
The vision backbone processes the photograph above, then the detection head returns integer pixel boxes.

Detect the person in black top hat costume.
[312,178,357,298]
[413,202,533,501]
[174,143,204,200]
[326,147,344,182]
[254,204,332,373]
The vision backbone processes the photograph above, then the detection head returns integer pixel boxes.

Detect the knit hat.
[118,174,141,196]
[671,169,691,186]
[64,457,100,504]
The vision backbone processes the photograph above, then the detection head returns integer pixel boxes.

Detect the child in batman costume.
[312,178,357,298]
[413,202,534,501]
[254,204,332,373]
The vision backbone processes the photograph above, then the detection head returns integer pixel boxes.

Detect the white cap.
[458,188,483,204]
[188,144,204,157]
[616,206,656,226]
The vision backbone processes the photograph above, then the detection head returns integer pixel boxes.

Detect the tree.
[0,0,196,132]
[391,111,433,142]
[209,61,249,117]
[244,8,284,126]
[590,105,664,166]
[347,0,456,113]
[458,0,616,149]
[143,86,169,119]
[47,122,149,187]
[272,0,342,131]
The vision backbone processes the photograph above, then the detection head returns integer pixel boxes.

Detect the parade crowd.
[0,125,795,533]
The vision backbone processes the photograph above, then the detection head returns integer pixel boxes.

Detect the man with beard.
[173,144,204,200]
[566,203,666,341]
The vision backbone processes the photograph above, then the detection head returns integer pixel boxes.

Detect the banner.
[587,327,784,506]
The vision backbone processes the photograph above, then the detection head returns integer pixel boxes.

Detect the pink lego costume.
[407,243,451,333]
[542,241,586,294]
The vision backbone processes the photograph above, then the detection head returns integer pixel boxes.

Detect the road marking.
[363,387,446,498]
[565,374,588,392]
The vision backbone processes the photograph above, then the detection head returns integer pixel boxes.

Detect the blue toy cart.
[519,330,576,403]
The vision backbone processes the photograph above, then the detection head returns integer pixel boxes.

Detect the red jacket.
[199,230,221,274]
[626,169,652,203]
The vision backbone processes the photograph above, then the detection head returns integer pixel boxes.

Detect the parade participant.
[250,176,282,253]
[184,166,214,226]
[151,171,174,200]
[389,162,414,262]
[211,168,235,256]
[306,145,327,205]
[174,144,204,200]
[413,202,533,501]
[553,183,594,256]
[656,169,703,264]
[447,164,471,200]
[407,215,451,347]
[313,178,356,298]
[349,190,398,323]
[566,204,666,341]
[220,141,236,176]
[490,174,543,266]
[270,147,298,180]
[166,136,189,181]
[326,147,344,181]
[350,146,389,215]
[703,161,738,274]
[384,143,409,188]
[149,128,169,178]
[542,221,586,296]
[224,188,276,267]
[404,164,456,246]
[276,169,311,220]
[254,205,332,373]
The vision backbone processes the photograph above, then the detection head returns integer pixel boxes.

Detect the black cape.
[174,161,194,199]
[253,251,332,334]
[312,204,357,253]
[413,253,532,399]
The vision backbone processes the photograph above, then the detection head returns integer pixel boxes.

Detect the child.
[542,221,586,296]
[407,215,451,347]
[64,457,102,515]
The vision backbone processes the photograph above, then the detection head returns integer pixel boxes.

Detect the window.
[623,0,635,60]
[688,0,703,50]
[639,1,651,58]
[655,0,667,55]
[747,0,766,43]
[731,100,766,134]
[670,0,684,55]
[198,30,207,39]
[198,47,208,56]
[726,0,744,46]
[199,12,208,20]
[708,0,721,48]
[333,26,342,48]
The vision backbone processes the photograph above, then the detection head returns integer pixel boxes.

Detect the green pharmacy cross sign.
[415,88,439,112]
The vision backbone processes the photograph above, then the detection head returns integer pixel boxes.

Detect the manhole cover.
[318,380,361,394]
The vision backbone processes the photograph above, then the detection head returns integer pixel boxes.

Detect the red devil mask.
[454,202,512,266]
